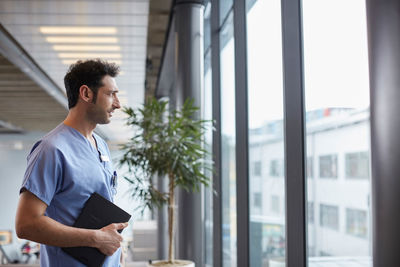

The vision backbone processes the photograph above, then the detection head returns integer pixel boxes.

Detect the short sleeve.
[21,141,63,206]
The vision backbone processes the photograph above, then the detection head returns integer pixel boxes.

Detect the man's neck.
[63,108,96,139]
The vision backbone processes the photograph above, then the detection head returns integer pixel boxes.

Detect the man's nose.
[113,95,121,109]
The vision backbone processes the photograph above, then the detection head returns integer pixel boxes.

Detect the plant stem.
[168,174,175,263]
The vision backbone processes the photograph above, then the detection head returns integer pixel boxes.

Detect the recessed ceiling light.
[61,59,122,65]
[58,53,122,59]
[46,37,118,43]
[53,45,121,51]
[40,27,117,34]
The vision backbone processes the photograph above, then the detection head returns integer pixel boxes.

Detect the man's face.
[87,75,121,124]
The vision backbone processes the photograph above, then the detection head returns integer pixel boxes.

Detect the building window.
[319,154,338,178]
[270,159,283,177]
[308,202,314,224]
[253,192,262,208]
[307,156,313,178]
[345,152,369,179]
[320,204,339,230]
[346,208,367,238]
[271,195,280,213]
[253,161,262,176]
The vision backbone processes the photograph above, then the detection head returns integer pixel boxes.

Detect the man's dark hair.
[64,59,120,109]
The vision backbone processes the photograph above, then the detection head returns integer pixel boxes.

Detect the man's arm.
[15,190,128,256]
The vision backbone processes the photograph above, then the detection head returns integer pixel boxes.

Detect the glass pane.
[302,0,372,265]
[204,1,212,52]
[203,6,213,264]
[220,0,234,26]
[220,11,237,267]
[246,0,286,266]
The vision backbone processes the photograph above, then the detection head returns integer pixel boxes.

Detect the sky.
[220,0,370,131]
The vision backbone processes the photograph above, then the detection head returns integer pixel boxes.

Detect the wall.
[0,132,150,250]
[0,132,45,246]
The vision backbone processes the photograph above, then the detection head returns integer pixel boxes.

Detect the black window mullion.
[233,0,250,266]
[281,0,307,266]
[211,1,222,266]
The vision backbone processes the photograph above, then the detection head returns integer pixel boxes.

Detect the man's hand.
[95,223,128,256]
[16,190,129,253]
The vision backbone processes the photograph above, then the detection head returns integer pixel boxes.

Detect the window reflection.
[203,2,213,266]
[220,11,237,267]
[303,0,372,265]
[246,0,286,266]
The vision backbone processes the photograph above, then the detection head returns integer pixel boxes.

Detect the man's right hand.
[16,191,130,254]
[95,223,129,256]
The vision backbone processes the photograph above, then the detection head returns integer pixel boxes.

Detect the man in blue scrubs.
[15,59,128,267]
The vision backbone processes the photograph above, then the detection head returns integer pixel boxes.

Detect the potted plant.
[119,97,213,267]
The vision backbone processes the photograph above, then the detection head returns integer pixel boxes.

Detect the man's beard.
[87,104,111,124]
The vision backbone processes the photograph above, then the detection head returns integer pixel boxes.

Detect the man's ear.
[79,85,93,103]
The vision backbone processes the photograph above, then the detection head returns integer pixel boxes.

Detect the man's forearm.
[16,191,126,255]
[16,214,96,248]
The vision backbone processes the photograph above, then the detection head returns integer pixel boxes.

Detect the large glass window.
[220,0,234,26]
[203,2,213,266]
[220,11,237,267]
[246,0,285,266]
[303,0,372,263]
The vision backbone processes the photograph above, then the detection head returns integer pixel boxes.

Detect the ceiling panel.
[0,0,172,142]
[0,0,156,141]
[0,54,67,132]
[0,1,149,14]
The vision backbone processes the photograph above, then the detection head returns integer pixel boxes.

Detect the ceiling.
[0,53,67,132]
[0,0,172,142]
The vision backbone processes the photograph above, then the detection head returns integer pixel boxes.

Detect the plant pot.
[147,260,195,267]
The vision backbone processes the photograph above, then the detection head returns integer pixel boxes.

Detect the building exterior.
[248,108,371,265]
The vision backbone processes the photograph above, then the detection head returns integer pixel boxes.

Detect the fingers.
[102,244,121,256]
[114,222,129,230]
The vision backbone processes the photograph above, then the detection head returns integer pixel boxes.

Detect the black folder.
[62,192,131,267]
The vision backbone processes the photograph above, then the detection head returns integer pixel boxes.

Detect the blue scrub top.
[21,123,121,267]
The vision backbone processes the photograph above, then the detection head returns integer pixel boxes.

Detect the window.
[203,2,213,265]
[306,156,313,178]
[271,195,280,213]
[246,0,285,265]
[345,152,369,179]
[253,192,262,208]
[270,159,283,177]
[308,202,314,224]
[320,204,339,230]
[253,161,262,176]
[220,10,237,267]
[346,208,367,238]
[303,0,371,262]
[319,155,338,178]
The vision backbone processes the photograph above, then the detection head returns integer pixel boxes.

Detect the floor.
[0,262,148,267]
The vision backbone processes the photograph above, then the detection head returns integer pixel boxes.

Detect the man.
[15,59,128,267]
